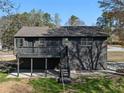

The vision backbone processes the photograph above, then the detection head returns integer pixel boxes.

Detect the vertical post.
[59,59,62,78]
[17,58,19,77]
[45,58,47,77]
[31,58,33,77]
[14,38,16,53]
[66,46,70,78]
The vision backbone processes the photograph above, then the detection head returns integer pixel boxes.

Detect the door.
[28,39,35,53]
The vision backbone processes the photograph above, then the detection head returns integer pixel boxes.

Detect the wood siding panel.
[15,37,107,70]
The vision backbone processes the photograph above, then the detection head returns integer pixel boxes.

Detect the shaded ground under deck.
[16,58,60,77]
[7,69,59,78]
[19,58,60,69]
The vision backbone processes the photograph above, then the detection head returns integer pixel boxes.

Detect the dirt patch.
[0,79,33,93]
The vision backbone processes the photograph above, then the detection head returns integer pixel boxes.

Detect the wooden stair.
[58,46,71,83]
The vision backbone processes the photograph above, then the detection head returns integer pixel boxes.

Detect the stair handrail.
[59,46,70,78]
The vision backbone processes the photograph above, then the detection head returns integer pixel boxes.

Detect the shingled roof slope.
[14,26,108,37]
[14,26,50,37]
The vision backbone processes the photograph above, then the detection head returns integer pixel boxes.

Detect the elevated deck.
[16,47,61,58]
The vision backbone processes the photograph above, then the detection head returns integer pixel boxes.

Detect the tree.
[29,9,44,26]
[54,13,61,27]
[98,0,124,12]
[97,0,124,43]
[0,0,14,14]
[96,12,114,33]
[66,15,85,26]
[0,9,56,49]
[43,13,54,27]
[0,0,15,50]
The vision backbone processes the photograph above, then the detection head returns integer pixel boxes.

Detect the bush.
[108,41,124,46]
[0,61,16,73]
[116,69,124,73]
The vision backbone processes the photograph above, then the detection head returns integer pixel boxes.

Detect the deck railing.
[17,47,61,57]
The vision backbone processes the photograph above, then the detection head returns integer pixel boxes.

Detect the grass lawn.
[0,72,20,83]
[107,51,124,62]
[1,71,124,93]
[30,76,124,93]
[0,72,8,82]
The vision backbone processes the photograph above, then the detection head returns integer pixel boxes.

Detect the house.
[14,26,108,78]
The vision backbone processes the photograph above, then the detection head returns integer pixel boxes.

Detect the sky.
[0,0,103,26]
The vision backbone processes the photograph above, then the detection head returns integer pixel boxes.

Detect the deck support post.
[45,58,47,77]
[17,58,19,77]
[31,58,33,77]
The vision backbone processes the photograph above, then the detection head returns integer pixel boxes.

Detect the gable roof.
[14,26,108,37]
[14,26,50,37]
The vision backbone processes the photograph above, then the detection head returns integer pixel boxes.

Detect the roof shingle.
[14,26,108,37]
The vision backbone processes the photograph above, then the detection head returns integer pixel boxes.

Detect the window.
[80,37,93,46]
[16,38,23,48]
[47,40,60,46]
[39,38,46,47]
[25,38,38,47]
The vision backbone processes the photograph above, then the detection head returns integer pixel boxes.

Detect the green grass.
[0,72,20,83]
[0,72,8,82]
[29,78,63,93]
[30,77,124,93]
[0,71,124,93]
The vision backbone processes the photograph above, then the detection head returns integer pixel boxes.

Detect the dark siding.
[15,37,107,70]
[67,37,107,70]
